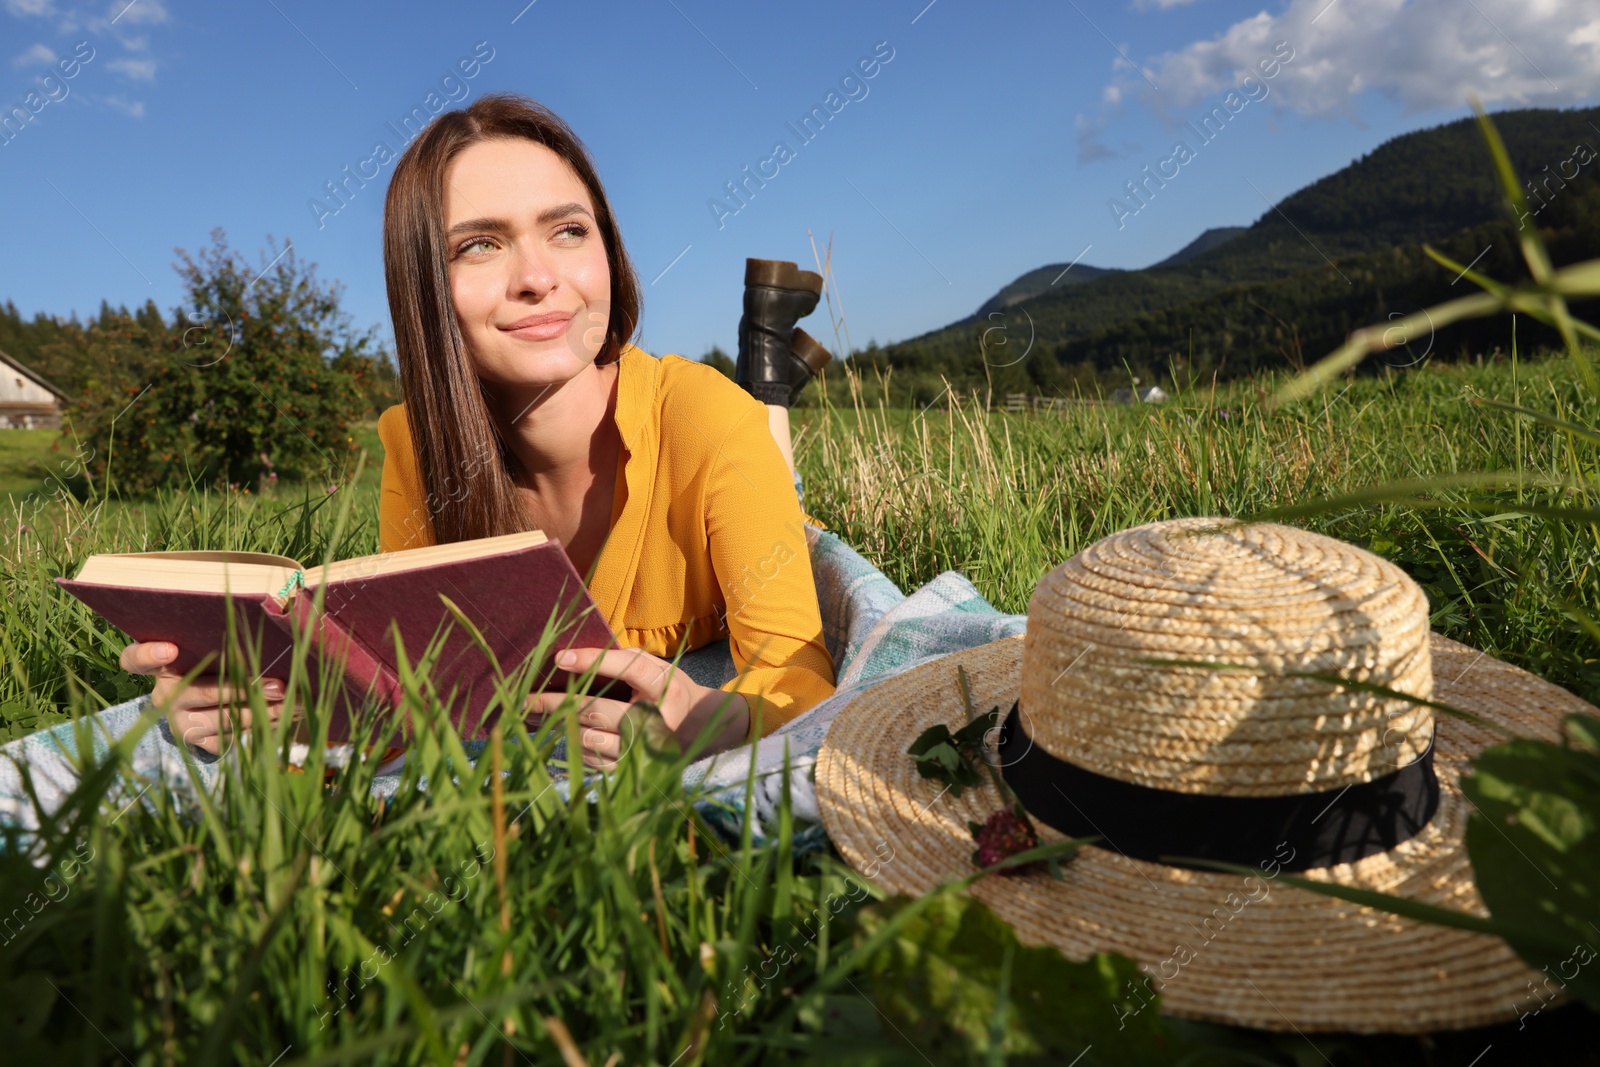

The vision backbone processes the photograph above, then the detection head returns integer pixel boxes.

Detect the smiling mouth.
[501,313,574,340]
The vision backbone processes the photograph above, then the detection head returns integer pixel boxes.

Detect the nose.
[509,239,557,299]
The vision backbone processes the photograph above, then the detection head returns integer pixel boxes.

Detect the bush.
[60,230,385,494]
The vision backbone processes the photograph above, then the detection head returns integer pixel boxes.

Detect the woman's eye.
[556,224,589,240]
[457,237,496,256]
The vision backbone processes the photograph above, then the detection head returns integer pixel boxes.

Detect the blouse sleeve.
[703,403,837,736]
[377,406,436,554]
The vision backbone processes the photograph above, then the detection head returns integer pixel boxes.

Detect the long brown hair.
[383,92,643,545]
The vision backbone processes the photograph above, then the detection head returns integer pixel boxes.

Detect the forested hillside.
[861,106,1600,401]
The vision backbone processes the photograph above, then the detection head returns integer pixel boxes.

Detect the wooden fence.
[1000,394,1105,414]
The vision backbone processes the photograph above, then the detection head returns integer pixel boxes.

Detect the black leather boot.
[736,258,824,407]
[786,327,833,406]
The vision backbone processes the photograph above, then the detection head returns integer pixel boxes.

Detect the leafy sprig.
[906,703,996,796]
[905,665,1071,878]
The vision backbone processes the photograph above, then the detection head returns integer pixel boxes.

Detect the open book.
[57,530,626,741]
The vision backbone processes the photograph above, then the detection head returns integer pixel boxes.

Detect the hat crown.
[1019,518,1433,796]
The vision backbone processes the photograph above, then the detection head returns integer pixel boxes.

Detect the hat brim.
[815,631,1585,1033]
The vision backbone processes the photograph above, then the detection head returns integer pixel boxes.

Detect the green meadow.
[0,346,1595,1063]
[11,350,1600,736]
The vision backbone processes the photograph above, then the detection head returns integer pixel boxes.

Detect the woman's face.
[443,137,612,390]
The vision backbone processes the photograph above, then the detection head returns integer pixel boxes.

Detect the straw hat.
[816,517,1589,1033]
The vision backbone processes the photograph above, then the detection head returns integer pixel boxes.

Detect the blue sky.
[2,0,1597,362]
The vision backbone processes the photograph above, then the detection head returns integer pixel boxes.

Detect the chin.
[476,340,603,389]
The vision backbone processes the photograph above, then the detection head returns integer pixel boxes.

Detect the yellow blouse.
[375,343,837,734]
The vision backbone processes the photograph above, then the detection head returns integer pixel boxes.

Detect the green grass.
[801,353,1600,704]
[1,352,1597,1063]
[0,428,74,497]
[0,421,385,505]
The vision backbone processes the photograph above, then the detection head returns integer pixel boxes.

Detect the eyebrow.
[445,202,593,238]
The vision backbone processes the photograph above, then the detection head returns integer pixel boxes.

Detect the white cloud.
[11,42,56,67]
[1135,0,1600,117]
[103,93,144,117]
[107,56,154,80]
[3,0,56,17]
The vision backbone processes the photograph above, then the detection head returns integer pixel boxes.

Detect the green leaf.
[855,893,1199,1066]
[1460,716,1600,1011]
[908,723,986,796]
[951,707,998,750]
[907,723,957,761]
[1567,715,1600,755]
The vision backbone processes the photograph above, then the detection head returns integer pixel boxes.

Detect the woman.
[119,93,837,767]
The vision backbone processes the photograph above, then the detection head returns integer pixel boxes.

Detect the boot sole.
[745,258,824,295]
[790,327,833,375]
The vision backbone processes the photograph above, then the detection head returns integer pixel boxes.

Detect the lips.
[500,311,574,341]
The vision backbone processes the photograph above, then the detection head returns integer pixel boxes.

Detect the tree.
[64,230,385,493]
[700,346,736,379]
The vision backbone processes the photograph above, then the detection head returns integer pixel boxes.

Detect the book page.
[302,529,549,589]
[71,551,305,596]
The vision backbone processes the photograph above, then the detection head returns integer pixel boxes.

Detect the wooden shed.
[0,348,67,429]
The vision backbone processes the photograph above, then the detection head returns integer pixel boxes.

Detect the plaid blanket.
[0,527,1026,847]
[685,526,1027,847]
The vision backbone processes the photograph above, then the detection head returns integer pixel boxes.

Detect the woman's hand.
[524,647,751,769]
[120,641,286,756]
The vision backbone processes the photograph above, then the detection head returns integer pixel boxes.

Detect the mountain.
[973,263,1121,320]
[1151,226,1246,269]
[968,227,1244,322]
[862,106,1600,399]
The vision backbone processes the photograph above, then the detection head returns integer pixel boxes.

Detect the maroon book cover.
[55,581,293,680]
[261,592,404,741]
[57,537,629,743]
[281,539,627,739]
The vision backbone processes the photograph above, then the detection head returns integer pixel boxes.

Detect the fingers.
[523,702,628,766]
[121,641,179,676]
[150,671,286,757]
[150,675,285,713]
[575,704,627,733]
[169,700,286,754]
[525,691,632,735]
[578,727,623,762]
[557,647,679,702]
[521,711,613,760]
[175,706,229,754]
[525,691,596,719]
